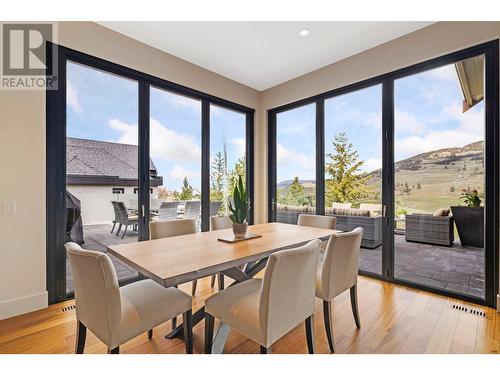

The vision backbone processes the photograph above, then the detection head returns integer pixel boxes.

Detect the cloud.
[168,165,198,180]
[426,64,457,82]
[231,138,246,158]
[277,143,315,179]
[395,109,426,135]
[361,158,382,173]
[162,91,201,111]
[109,117,202,163]
[67,80,82,113]
[443,103,484,136]
[395,130,482,160]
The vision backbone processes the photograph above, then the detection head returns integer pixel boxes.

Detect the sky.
[66,61,246,192]
[276,56,485,184]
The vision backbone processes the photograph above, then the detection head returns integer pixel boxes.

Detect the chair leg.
[210,274,216,288]
[260,346,270,354]
[148,329,153,339]
[115,223,122,236]
[191,280,198,296]
[218,273,225,291]
[204,312,215,354]
[74,321,87,354]
[323,300,335,353]
[111,222,116,233]
[305,315,316,354]
[350,285,361,329]
[183,310,193,354]
[121,224,128,239]
[107,347,119,354]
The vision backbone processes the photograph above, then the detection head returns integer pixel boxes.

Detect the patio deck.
[66,224,485,299]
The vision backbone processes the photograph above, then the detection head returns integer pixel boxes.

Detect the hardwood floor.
[0,276,498,354]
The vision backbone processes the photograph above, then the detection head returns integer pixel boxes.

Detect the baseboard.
[0,291,48,320]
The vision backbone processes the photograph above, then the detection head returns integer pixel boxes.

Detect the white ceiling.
[99,21,434,91]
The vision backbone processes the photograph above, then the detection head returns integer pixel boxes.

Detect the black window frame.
[46,43,255,304]
[268,40,499,308]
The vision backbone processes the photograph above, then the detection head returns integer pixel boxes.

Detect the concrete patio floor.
[360,234,485,299]
[66,224,485,299]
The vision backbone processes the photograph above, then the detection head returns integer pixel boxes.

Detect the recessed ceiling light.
[300,28,310,37]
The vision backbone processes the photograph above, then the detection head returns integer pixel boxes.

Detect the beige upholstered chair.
[316,227,364,352]
[149,219,199,296]
[209,215,233,289]
[65,242,193,354]
[298,214,336,251]
[204,240,321,354]
[210,215,233,230]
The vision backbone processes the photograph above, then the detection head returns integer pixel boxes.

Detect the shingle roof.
[66,138,162,184]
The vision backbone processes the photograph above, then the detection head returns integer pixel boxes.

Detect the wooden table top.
[107,222,339,287]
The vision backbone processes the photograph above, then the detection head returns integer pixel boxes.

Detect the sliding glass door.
[324,85,383,275]
[268,41,498,306]
[393,55,486,298]
[65,61,140,293]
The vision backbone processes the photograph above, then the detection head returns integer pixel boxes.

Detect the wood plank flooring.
[0,276,498,354]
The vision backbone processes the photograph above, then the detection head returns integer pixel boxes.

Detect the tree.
[229,156,246,196]
[179,177,194,200]
[403,182,411,194]
[450,186,455,193]
[210,152,225,201]
[325,133,371,207]
[286,176,311,206]
[417,182,421,190]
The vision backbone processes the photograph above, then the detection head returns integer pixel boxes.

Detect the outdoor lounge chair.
[184,200,201,220]
[158,201,179,221]
[405,213,454,247]
[111,201,139,239]
[209,201,223,216]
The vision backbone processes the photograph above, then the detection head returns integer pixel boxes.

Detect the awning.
[454,55,484,112]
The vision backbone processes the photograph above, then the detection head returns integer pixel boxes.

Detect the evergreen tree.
[210,152,225,201]
[417,182,421,190]
[229,156,246,195]
[325,133,371,207]
[179,177,194,201]
[286,176,310,206]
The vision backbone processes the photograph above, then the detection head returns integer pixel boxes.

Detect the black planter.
[450,206,484,248]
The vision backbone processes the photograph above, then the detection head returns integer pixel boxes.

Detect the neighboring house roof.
[66,137,163,187]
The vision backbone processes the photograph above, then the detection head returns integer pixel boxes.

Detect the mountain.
[277,179,316,189]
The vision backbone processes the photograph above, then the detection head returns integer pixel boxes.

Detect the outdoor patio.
[66,224,485,299]
[360,234,485,298]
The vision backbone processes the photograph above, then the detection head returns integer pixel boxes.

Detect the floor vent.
[62,304,76,313]
[452,304,487,318]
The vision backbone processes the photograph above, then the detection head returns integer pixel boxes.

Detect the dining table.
[107,222,339,353]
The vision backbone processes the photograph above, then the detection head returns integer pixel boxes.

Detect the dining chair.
[298,213,336,250]
[208,215,233,290]
[65,242,193,354]
[158,201,179,221]
[113,201,138,239]
[149,218,199,294]
[204,239,321,354]
[316,227,364,353]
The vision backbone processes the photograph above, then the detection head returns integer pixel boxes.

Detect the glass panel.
[65,61,139,293]
[275,103,316,224]
[150,87,202,228]
[394,55,485,299]
[324,85,383,274]
[210,105,246,222]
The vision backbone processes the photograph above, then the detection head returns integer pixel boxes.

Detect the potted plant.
[229,175,249,238]
[451,189,484,248]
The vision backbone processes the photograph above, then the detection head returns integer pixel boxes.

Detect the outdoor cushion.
[433,208,450,217]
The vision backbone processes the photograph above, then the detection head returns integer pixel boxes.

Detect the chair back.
[114,201,130,224]
[65,242,121,345]
[210,201,223,216]
[321,227,364,300]
[259,239,320,345]
[210,215,233,230]
[150,218,197,240]
[158,201,179,221]
[298,214,336,229]
[184,200,201,219]
[111,201,120,222]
